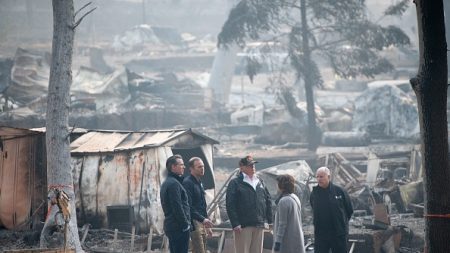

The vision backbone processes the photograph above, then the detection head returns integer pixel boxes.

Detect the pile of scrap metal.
[319,80,420,147]
[112,24,186,53]
[319,148,424,252]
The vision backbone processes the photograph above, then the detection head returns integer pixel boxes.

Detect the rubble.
[321,131,371,147]
[112,24,186,52]
[7,48,51,106]
[352,85,420,139]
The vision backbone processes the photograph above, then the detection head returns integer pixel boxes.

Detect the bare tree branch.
[73,7,97,30]
[65,124,78,141]
[74,1,92,17]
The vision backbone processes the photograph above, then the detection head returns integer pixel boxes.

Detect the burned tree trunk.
[411,0,450,252]
[444,0,450,75]
[300,0,320,150]
[40,0,82,251]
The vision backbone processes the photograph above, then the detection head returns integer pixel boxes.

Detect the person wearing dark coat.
[160,154,191,253]
[310,166,353,253]
[183,157,213,253]
[226,155,272,253]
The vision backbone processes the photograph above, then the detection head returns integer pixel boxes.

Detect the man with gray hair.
[310,167,353,253]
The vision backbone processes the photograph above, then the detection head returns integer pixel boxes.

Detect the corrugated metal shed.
[70,128,219,234]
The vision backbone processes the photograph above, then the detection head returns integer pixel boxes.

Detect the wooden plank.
[80,224,90,245]
[335,152,362,178]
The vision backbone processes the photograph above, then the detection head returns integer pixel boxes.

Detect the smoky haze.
[0,0,418,54]
[0,0,233,56]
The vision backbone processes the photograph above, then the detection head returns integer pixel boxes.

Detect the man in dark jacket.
[160,154,191,253]
[226,155,272,253]
[183,157,214,253]
[310,166,353,253]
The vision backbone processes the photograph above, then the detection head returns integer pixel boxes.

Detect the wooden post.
[80,224,90,245]
[131,225,136,252]
[163,235,169,252]
[147,227,154,253]
[113,229,118,251]
[217,231,226,253]
[349,242,356,253]
[63,221,68,253]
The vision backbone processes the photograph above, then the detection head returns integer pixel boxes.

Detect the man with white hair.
[310,167,353,253]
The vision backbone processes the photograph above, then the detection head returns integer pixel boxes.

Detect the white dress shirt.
[243,172,260,190]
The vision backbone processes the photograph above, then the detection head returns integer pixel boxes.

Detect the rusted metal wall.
[71,146,172,233]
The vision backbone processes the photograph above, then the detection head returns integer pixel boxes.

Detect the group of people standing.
[160,154,353,253]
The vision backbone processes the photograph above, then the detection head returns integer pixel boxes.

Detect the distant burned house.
[70,128,219,233]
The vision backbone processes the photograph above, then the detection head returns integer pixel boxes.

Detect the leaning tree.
[218,0,411,150]
[40,1,94,251]
[411,0,450,251]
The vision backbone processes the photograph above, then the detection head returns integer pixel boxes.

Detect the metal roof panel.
[71,132,129,153]
[70,128,219,154]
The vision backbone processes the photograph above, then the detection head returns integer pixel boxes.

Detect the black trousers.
[314,235,348,253]
[166,229,190,253]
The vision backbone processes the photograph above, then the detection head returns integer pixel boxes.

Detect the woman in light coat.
[272,174,306,253]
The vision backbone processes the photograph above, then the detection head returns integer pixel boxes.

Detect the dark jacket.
[160,171,191,233]
[310,182,353,237]
[183,175,208,225]
[226,172,272,229]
